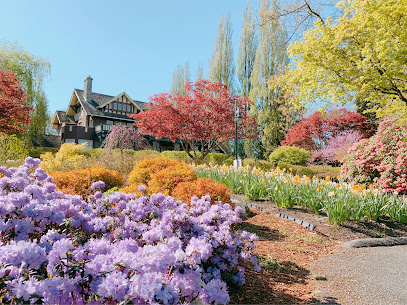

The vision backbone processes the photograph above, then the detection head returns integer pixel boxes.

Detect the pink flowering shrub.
[311,131,362,165]
[341,119,407,194]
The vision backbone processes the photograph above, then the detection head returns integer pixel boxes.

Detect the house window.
[127,104,131,112]
[118,104,122,111]
[65,139,75,144]
[113,103,117,110]
[115,122,120,126]
[78,139,93,149]
[107,120,113,125]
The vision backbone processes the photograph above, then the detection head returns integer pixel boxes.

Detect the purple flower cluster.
[0,158,259,304]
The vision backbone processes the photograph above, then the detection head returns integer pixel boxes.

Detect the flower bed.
[0,158,259,304]
[194,164,407,226]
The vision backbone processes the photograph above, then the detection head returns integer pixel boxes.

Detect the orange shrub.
[127,157,183,186]
[172,178,232,206]
[51,165,125,197]
[148,165,197,196]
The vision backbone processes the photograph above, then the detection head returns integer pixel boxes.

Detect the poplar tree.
[196,64,204,81]
[249,0,299,157]
[0,40,50,147]
[238,6,259,158]
[170,61,190,96]
[208,13,236,91]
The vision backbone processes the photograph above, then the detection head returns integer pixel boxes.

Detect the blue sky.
[0,0,254,115]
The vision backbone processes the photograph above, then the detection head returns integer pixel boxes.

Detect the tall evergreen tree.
[238,6,259,158]
[0,40,50,147]
[208,13,236,91]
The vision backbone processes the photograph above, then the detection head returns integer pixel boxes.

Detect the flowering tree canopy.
[102,125,147,153]
[132,80,257,160]
[0,69,30,135]
[282,108,374,151]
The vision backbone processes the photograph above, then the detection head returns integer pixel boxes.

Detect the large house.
[52,76,180,151]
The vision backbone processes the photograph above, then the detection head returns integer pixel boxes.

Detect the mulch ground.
[228,195,407,304]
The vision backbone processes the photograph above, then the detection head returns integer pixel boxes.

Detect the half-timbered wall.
[101,95,141,116]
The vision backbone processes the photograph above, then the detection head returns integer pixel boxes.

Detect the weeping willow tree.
[249,0,303,159]
[0,40,51,147]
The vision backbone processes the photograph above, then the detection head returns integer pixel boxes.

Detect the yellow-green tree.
[249,0,300,158]
[208,13,236,91]
[278,0,407,120]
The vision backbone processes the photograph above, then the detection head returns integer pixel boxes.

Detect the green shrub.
[295,167,316,177]
[243,158,274,171]
[160,151,191,163]
[132,149,161,161]
[29,147,59,159]
[40,143,88,173]
[276,162,292,172]
[224,156,235,166]
[291,164,340,179]
[0,133,28,167]
[242,158,256,167]
[269,146,311,166]
[204,153,230,165]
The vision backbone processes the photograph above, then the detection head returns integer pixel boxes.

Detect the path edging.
[341,237,407,248]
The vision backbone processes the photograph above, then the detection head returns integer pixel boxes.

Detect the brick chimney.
[84,75,93,103]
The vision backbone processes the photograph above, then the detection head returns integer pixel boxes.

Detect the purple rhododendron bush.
[0,158,259,304]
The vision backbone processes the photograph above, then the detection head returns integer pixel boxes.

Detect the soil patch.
[228,195,407,304]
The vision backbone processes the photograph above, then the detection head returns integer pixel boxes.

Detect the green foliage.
[292,165,340,180]
[195,164,407,225]
[0,133,28,166]
[209,13,235,90]
[160,151,191,163]
[0,40,51,146]
[28,147,59,159]
[204,153,230,165]
[277,0,407,120]
[341,119,407,194]
[170,61,190,96]
[276,162,292,172]
[224,156,235,166]
[132,149,161,161]
[269,146,311,165]
[248,0,303,156]
[40,143,88,173]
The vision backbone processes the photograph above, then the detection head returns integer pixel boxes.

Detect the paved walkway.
[311,245,407,304]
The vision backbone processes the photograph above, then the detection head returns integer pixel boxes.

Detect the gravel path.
[311,245,407,304]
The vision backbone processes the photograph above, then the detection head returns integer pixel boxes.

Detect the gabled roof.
[73,89,147,120]
[52,110,76,129]
[56,111,75,124]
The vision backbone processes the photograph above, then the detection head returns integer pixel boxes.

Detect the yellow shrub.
[172,177,232,206]
[40,143,88,173]
[147,165,197,196]
[51,165,125,197]
[127,157,184,186]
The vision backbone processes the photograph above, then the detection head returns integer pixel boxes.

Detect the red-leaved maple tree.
[132,80,257,160]
[0,69,30,135]
[281,108,374,151]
